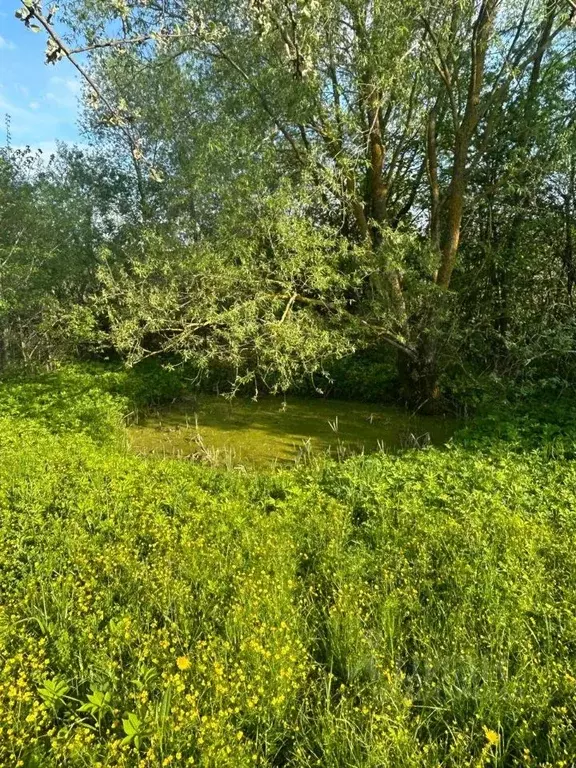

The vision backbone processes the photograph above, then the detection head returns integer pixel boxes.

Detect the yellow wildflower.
[483,726,500,747]
[176,656,191,671]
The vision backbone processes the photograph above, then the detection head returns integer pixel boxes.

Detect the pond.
[127,395,459,468]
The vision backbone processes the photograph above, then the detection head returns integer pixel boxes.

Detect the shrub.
[0,362,190,445]
[0,368,127,444]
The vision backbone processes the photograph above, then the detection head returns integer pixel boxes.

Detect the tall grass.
[1,395,576,766]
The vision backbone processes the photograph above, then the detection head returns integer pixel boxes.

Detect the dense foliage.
[2,0,575,407]
[0,371,575,766]
[2,2,576,765]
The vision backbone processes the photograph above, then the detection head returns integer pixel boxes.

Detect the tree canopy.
[3,0,576,406]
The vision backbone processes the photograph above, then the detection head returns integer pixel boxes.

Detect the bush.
[295,350,398,402]
[457,395,576,458]
[0,367,127,444]
[0,362,190,444]
[105,360,188,410]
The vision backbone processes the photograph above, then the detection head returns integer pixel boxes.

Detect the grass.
[1,366,576,766]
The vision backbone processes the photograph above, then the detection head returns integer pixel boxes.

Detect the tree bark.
[436,0,499,290]
[426,107,441,251]
[563,154,576,297]
[397,338,442,413]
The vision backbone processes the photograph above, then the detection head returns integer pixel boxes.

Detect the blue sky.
[0,4,84,153]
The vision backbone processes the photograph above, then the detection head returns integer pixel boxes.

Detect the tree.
[14,0,576,405]
[0,143,134,368]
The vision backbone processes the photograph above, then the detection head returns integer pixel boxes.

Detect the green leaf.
[159,686,171,720]
[29,23,41,32]
[78,687,112,718]
[131,665,157,690]
[38,677,69,709]
[121,712,144,747]
[149,167,164,183]
[125,712,141,734]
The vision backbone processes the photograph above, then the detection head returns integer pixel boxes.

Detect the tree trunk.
[437,137,468,288]
[396,0,499,408]
[563,154,575,297]
[397,337,442,413]
[436,0,499,290]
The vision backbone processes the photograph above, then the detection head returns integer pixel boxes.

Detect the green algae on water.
[127,395,458,467]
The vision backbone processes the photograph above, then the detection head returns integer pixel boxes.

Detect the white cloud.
[0,95,33,119]
[49,76,82,95]
[0,35,16,51]
[67,79,82,95]
[46,77,82,109]
[0,94,80,149]
[29,101,40,110]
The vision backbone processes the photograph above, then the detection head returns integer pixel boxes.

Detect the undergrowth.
[0,367,576,766]
[0,363,186,444]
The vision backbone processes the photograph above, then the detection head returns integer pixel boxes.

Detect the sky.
[0,3,84,154]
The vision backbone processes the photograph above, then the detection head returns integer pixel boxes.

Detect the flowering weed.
[0,391,576,765]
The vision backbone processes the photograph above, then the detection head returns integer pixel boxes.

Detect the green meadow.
[1,368,575,767]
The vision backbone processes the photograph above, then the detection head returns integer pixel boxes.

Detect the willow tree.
[17,0,575,405]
